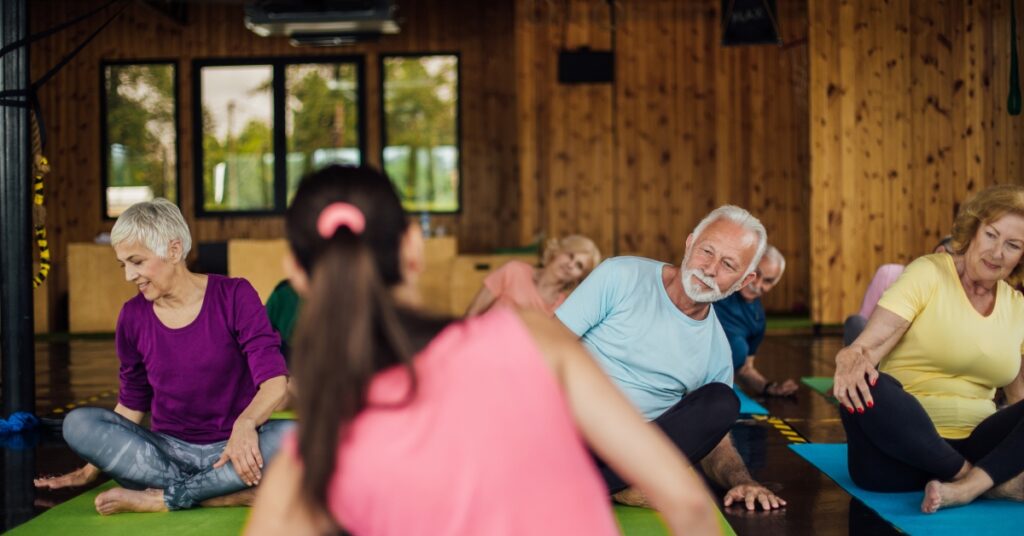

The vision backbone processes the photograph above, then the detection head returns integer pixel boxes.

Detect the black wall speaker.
[722,0,781,46]
[558,48,615,84]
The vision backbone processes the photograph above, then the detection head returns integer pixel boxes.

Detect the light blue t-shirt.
[556,256,734,420]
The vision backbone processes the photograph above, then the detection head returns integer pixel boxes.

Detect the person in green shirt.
[265,279,301,362]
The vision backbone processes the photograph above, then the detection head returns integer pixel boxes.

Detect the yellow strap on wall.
[30,113,50,289]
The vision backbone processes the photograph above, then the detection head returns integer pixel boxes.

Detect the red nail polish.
[847,405,855,414]
[867,400,874,408]
[857,407,864,414]
[871,378,877,386]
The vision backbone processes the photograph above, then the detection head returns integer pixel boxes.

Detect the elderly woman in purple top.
[34,198,291,515]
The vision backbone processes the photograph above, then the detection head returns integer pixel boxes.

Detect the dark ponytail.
[285,165,448,528]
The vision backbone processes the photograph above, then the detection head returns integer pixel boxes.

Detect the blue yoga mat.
[790,443,1024,535]
[734,387,768,415]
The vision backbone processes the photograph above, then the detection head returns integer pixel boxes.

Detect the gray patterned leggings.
[62,406,294,510]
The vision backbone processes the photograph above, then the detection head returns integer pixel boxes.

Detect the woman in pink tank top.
[464,235,601,317]
[245,166,719,536]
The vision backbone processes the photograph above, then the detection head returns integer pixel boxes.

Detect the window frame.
[99,59,181,221]
[379,52,463,215]
[191,55,367,218]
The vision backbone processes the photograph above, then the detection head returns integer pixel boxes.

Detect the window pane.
[200,65,274,211]
[285,63,361,204]
[382,55,459,212]
[103,63,176,218]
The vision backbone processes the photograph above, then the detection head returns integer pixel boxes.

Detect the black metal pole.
[0,0,35,417]
[3,446,34,531]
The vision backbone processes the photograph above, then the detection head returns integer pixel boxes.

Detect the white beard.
[681,268,725,303]
[679,253,748,303]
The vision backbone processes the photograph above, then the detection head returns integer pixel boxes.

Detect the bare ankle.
[953,461,973,481]
[200,488,257,508]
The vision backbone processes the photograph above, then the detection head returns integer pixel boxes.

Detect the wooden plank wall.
[29,0,518,328]
[49,0,1021,325]
[516,0,810,312]
[809,0,1024,324]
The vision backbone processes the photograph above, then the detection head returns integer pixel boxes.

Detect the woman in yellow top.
[834,184,1024,514]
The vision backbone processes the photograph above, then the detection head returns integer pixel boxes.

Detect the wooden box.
[68,243,138,332]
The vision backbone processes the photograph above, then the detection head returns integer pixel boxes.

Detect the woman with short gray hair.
[34,198,291,515]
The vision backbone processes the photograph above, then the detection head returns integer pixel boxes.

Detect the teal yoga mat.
[790,443,1024,535]
[734,386,768,415]
[13,482,736,535]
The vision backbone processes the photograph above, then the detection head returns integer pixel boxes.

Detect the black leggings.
[595,382,739,493]
[841,373,1024,491]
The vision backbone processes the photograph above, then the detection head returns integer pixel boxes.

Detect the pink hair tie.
[317,202,366,238]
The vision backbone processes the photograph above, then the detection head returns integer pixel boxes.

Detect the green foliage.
[201,106,223,210]
[194,59,463,213]
[199,67,274,211]
[285,65,361,201]
[104,64,176,211]
[288,65,359,155]
[382,56,459,212]
[201,113,275,211]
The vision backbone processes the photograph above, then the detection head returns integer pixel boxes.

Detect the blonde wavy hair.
[541,234,602,285]
[949,184,1024,286]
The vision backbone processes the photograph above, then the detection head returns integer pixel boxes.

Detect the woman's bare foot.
[921,480,980,513]
[921,464,995,514]
[200,488,257,507]
[612,487,652,508]
[94,488,168,515]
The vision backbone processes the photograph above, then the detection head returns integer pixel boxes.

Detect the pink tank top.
[317,308,617,535]
[484,260,567,316]
[858,263,905,318]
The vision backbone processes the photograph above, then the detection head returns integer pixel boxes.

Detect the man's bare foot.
[94,488,168,515]
[201,488,257,507]
[612,487,652,508]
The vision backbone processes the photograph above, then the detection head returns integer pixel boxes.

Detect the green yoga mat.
[801,376,836,404]
[8,482,249,535]
[13,482,735,535]
[613,504,736,536]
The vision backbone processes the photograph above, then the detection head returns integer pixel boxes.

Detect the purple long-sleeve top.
[116,274,289,444]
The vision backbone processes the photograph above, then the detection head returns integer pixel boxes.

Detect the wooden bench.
[68,243,137,333]
[227,237,460,310]
[66,238,534,332]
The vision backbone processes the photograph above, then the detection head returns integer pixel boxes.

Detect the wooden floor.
[3,332,901,535]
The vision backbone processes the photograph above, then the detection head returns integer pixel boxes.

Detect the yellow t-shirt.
[877,253,1024,439]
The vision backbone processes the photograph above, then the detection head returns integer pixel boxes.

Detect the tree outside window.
[102,62,177,218]
[286,63,361,203]
[194,58,363,216]
[382,55,459,213]
[199,65,274,212]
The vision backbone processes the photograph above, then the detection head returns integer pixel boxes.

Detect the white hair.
[110,198,192,260]
[689,205,767,277]
[763,245,786,278]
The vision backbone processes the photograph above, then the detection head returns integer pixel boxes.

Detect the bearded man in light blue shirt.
[557,205,787,512]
